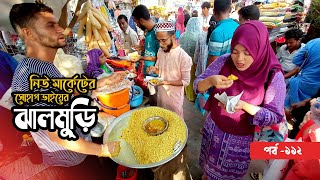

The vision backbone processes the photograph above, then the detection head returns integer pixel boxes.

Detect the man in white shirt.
[200,1,211,31]
[277,29,305,79]
[117,15,139,52]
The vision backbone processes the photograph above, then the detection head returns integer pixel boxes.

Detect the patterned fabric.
[194,32,209,77]
[179,17,201,57]
[208,18,239,56]
[199,115,253,180]
[179,17,201,102]
[255,68,288,142]
[254,119,288,142]
[155,21,175,32]
[11,58,88,167]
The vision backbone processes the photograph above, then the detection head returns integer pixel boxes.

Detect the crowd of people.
[0,0,320,180]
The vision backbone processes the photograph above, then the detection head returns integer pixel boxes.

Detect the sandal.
[250,172,263,180]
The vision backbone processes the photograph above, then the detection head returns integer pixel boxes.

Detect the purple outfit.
[85,49,104,78]
[194,21,286,179]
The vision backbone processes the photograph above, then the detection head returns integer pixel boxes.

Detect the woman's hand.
[218,100,246,112]
[206,75,233,89]
[197,75,233,94]
[234,100,247,112]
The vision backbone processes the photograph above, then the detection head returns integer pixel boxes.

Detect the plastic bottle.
[311,98,320,122]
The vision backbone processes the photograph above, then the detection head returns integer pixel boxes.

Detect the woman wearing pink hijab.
[176,7,185,39]
[194,21,286,179]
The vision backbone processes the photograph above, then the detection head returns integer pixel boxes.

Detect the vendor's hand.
[234,100,246,112]
[132,45,144,52]
[206,75,233,89]
[109,72,126,83]
[147,66,157,74]
[91,90,98,97]
[100,141,120,157]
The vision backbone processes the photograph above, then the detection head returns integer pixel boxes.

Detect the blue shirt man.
[208,18,239,57]
[132,5,160,76]
[207,0,239,66]
[143,27,160,75]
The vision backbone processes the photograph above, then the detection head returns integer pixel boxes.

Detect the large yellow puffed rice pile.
[121,107,187,164]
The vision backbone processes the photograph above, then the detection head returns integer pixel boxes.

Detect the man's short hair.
[238,5,260,21]
[132,5,150,21]
[192,10,198,17]
[201,2,211,9]
[9,2,53,32]
[117,14,128,22]
[214,0,231,14]
[285,29,304,40]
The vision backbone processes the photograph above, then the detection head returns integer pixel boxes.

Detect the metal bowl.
[143,116,168,136]
[103,108,188,169]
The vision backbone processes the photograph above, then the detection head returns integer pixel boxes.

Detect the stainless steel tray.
[103,108,188,169]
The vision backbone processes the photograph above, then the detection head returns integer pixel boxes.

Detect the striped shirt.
[11,58,88,167]
[208,18,239,56]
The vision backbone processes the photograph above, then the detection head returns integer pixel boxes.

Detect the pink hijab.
[205,20,282,135]
[176,7,185,34]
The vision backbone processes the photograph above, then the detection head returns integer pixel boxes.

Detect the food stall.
[257,0,309,51]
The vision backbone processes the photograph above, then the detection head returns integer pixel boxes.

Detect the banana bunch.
[77,0,113,57]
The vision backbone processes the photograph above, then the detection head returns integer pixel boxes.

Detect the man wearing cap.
[146,23,191,179]
[147,22,192,119]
